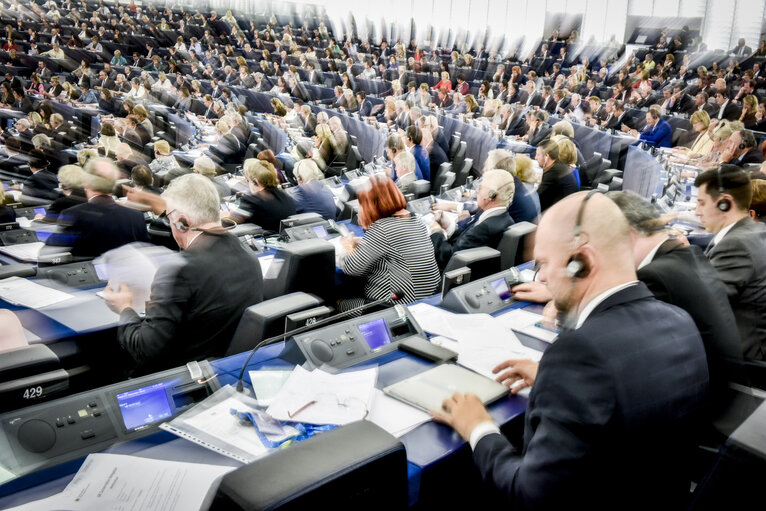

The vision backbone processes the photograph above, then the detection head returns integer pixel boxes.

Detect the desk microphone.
[234,290,404,394]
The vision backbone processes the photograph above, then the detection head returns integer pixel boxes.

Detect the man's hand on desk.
[493,359,539,395]
[511,281,552,303]
[432,392,493,442]
[103,282,133,314]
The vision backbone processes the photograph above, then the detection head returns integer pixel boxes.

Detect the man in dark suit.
[609,190,743,411]
[20,156,59,201]
[526,110,552,147]
[695,166,766,360]
[10,89,33,114]
[718,129,764,167]
[430,170,515,270]
[299,104,317,136]
[729,38,752,57]
[523,81,542,108]
[96,69,116,91]
[45,158,148,257]
[540,86,556,113]
[356,91,372,117]
[715,89,741,121]
[104,174,263,375]
[434,192,709,510]
[535,140,578,211]
[307,61,324,85]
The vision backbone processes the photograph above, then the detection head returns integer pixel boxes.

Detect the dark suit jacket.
[118,232,263,374]
[430,210,513,270]
[537,161,579,211]
[638,239,742,409]
[528,123,552,147]
[238,187,297,233]
[706,217,766,360]
[717,100,741,121]
[23,169,59,200]
[472,283,709,510]
[46,195,149,257]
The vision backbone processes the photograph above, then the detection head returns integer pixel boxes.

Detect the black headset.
[172,216,236,233]
[716,166,731,212]
[487,179,514,200]
[566,190,600,279]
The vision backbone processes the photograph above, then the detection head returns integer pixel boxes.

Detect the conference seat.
[431,162,453,194]
[225,292,324,356]
[453,157,473,187]
[579,152,604,189]
[449,132,462,159]
[262,238,336,302]
[433,170,456,194]
[497,222,537,269]
[452,140,467,173]
[212,421,408,510]
[444,246,502,280]
[412,179,431,198]
[688,398,766,510]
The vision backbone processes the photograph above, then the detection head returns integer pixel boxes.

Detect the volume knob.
[310,340,334,363]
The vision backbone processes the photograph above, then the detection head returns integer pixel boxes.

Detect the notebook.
[383,363,508,413]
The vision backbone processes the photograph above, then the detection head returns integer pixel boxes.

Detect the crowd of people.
[0,1,765,507]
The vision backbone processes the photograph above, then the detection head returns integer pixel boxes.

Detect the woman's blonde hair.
[514,154,537,184]
[243,158,279,188]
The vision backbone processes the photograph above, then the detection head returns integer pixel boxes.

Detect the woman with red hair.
[339,175,440,310]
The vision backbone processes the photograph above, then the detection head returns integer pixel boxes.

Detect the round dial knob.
[310,339,334,363]
[17,419,56,453]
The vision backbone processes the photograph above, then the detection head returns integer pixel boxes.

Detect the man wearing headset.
[695,165,766,360]
[434,191,709,509]
[104,174,263,375]
[717,129,764,167]
[429,169,514,271]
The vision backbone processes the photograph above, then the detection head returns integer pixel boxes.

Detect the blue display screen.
[33,208,46,216]
[35,231,52,242]
[312,224,328,238]
[358,318,392,351]
[490,278,512,301]
[116,382,173,430]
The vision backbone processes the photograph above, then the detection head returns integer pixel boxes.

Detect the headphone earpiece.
[739,142,747,151]
[487,190,497,199]
[566,253,590,279]
[717,198,731,212]
[173,217,190,232]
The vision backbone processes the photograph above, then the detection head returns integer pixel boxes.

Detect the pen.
[534,321,560,334]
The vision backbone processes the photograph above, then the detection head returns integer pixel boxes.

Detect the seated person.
[205,119,242,165]
[19,156,58,200]
[394,151,418,195]
[434,193,709,510]
[36,164,87,222]
[629,105,672,148]
[227,159,296,233]
[695,165,766,360]
[45,158,149,257]
[104,174,263,375]
[535,140,579,211]
[405,126,430,181]
[131,165,163,194]
[0,192,16,224]
[192,155,229,199]
[430,169,515,270]
[148,140,184,182]
[339,174,440,310]
[292,159,338,220]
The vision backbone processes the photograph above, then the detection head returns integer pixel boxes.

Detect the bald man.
[434,192,709,510]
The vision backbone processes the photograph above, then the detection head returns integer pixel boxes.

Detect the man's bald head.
[535,191,637,315]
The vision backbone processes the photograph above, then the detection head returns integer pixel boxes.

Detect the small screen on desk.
[33,208,46,216]
[116,382,173,431]
[311,224,329,238]
[490,278,512,301]
[2,182,8,191]
[35,230,52,242]
[358,318,392,351]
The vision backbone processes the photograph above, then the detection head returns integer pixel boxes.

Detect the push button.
[66,417,75,425]
[81,430,95,440]
[55,419,64,428]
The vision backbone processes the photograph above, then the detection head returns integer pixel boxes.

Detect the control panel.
[36,262,106,289]
[440,269,521,314]
[0,362,220,485]
[294,306,425,372]
[281,221,335,242]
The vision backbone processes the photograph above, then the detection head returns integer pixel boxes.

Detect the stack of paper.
[4,453,233,511]
[407,303,543,382]
[0,242,44,262]
[366,388,431,437]
[495,308,559,343]
[0,277,74,309]
[266,366,378,425]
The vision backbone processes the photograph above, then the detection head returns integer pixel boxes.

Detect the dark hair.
[257,149,278,166]
[131,165,154,187]
[100,122,115,136]
[694,165,753,211]
[406,125,422,145]
[357,175,408,229]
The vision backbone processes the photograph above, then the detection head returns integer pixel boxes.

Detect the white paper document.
[0,276,74,309]
[4,453,234,511]
[267,366,378,425]
[366,388,431,437]
[0,242,44,262]
[496,308,559,343]
[407,302,460,338]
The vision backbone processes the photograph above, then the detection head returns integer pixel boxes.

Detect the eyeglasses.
[288,393,369,421]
